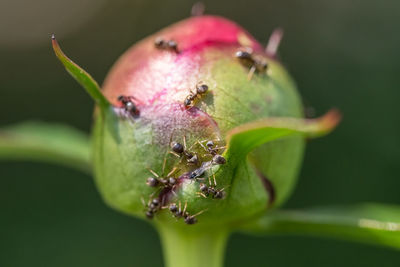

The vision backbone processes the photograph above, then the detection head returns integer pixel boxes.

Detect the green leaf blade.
[0,122,92,174]
[239,203,400,250]
[225,109,341,159]
[51,35,110,109]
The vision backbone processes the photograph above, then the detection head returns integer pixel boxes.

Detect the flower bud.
[53,16,339,227]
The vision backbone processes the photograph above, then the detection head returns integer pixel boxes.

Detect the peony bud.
[53,16,340,228]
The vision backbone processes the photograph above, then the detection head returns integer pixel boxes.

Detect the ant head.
[169,203,178,213]
[146,177,159,187]
[206,140,214,147]
[196,83,209,94]
[184,216,197,225]
[212,155,226,165]
[154,37,165,47]
[171,142,184,154]
[235,50,252,59]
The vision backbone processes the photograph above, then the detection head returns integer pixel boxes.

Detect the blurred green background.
[1,0,400,266]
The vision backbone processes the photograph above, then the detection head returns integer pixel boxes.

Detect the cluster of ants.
[115,38,273,225]
[143,137,227,225]
[142,197,205,225]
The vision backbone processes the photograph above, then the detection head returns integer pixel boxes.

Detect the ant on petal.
[154,37,179,53]
[117,95,139,116]
[184,82,209,108]
[235,47,268,80]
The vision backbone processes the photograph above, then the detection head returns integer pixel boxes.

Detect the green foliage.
[0,122,91,173]
[0,23,396,267]
[51,35,110,110]
[240,203,400,250]
[224,109,341,162]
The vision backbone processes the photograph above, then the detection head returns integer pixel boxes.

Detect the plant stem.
[157,224,229,267]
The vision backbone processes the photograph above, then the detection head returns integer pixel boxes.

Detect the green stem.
[157,224,229,267]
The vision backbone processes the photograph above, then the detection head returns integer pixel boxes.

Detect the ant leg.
[196,192,208,198]
[140,196,146,206]
[169,151,181,158]
[247,65,256,81]
[183,202,188,215]
[167,167,179,177]
[148,168,160,178]
[149,190,158,198]
[191,209,207,218]
[171,188,178,197]
[195,177,205,182]
[196,140,208,152]
[187,141,198,151]
[183,135,187,151]
[162,154,168,176]
[213,173,217,186]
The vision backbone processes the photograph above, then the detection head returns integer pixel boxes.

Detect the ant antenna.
[196,192,207,198]
[191,2,205,16]
[265,28,284,57]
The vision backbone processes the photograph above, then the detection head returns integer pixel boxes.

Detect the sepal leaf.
[51,35,110,109]
[224,109,341,159]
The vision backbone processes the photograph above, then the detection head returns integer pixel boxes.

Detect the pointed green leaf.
[225,109,341,159]
[52,35,110,109]
[0,122,91,174]
[239,203,400,250]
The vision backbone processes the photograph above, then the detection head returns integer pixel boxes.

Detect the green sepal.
[224,109,341,161]
[51,35,110,110]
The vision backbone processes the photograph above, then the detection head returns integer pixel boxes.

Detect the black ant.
[141,197,161,219]
[235,47,268,80]
[197,140,226,158]
[170,136,200,166]
[197,183,226,199]
[117,95,139,116]
[146,166,179,191]
[189,164,208,180]
[212,154,226,165]
[168,202,206,225]
[183,82,209,108]
[188,155,225,180]
[154,37,179,53]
